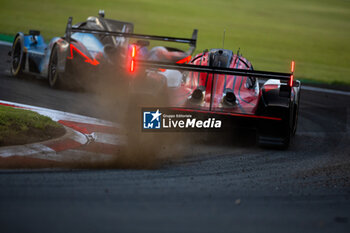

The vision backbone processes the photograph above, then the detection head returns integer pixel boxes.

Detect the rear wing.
[135,59,297,90]
[65,17,198,54]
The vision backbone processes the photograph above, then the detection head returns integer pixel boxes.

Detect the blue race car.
[9,11,197,88]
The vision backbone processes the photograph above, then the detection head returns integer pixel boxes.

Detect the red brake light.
[130,60,135,72]
[129,44,137,73]
[289,61,295,87]
[132,45,136,58]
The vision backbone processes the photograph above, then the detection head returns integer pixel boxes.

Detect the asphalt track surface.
[0,44,349,233]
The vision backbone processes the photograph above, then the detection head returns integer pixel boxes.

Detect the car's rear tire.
[257,106,293,149]
[48,45,61,88]
[257,126,291,149]
[11,36,24,77]
[292,91,301,136]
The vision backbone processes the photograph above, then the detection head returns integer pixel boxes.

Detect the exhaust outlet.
[222,89,236,106]
[189,86,205,104]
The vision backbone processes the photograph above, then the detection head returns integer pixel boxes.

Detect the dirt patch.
[0,105,66,147]
[1,125,66,147]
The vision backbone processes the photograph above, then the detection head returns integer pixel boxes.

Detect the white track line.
[91,132,126,145]
[302,85,350,96]
[0,41,11,46]
[0,144,55,158]
[0,42,349,96]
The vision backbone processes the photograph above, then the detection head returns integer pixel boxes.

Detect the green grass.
[0,105,64,146]
[1,0,349,84]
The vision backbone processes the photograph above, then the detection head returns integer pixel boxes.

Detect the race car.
[9,11,197,88]
[132,49,301,148]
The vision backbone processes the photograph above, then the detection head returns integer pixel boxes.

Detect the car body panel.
[12,15,136,84]
[11,14,196,89]
[132,48,301,148]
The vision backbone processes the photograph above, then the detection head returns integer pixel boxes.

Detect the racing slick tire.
[257,105,294,149]
[292,90,301,136]
[48,44,62,88]
[10,36,24,77]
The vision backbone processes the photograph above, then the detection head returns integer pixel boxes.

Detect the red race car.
[131,48,301,149]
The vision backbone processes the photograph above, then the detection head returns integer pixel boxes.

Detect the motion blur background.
[0,0,349,85]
